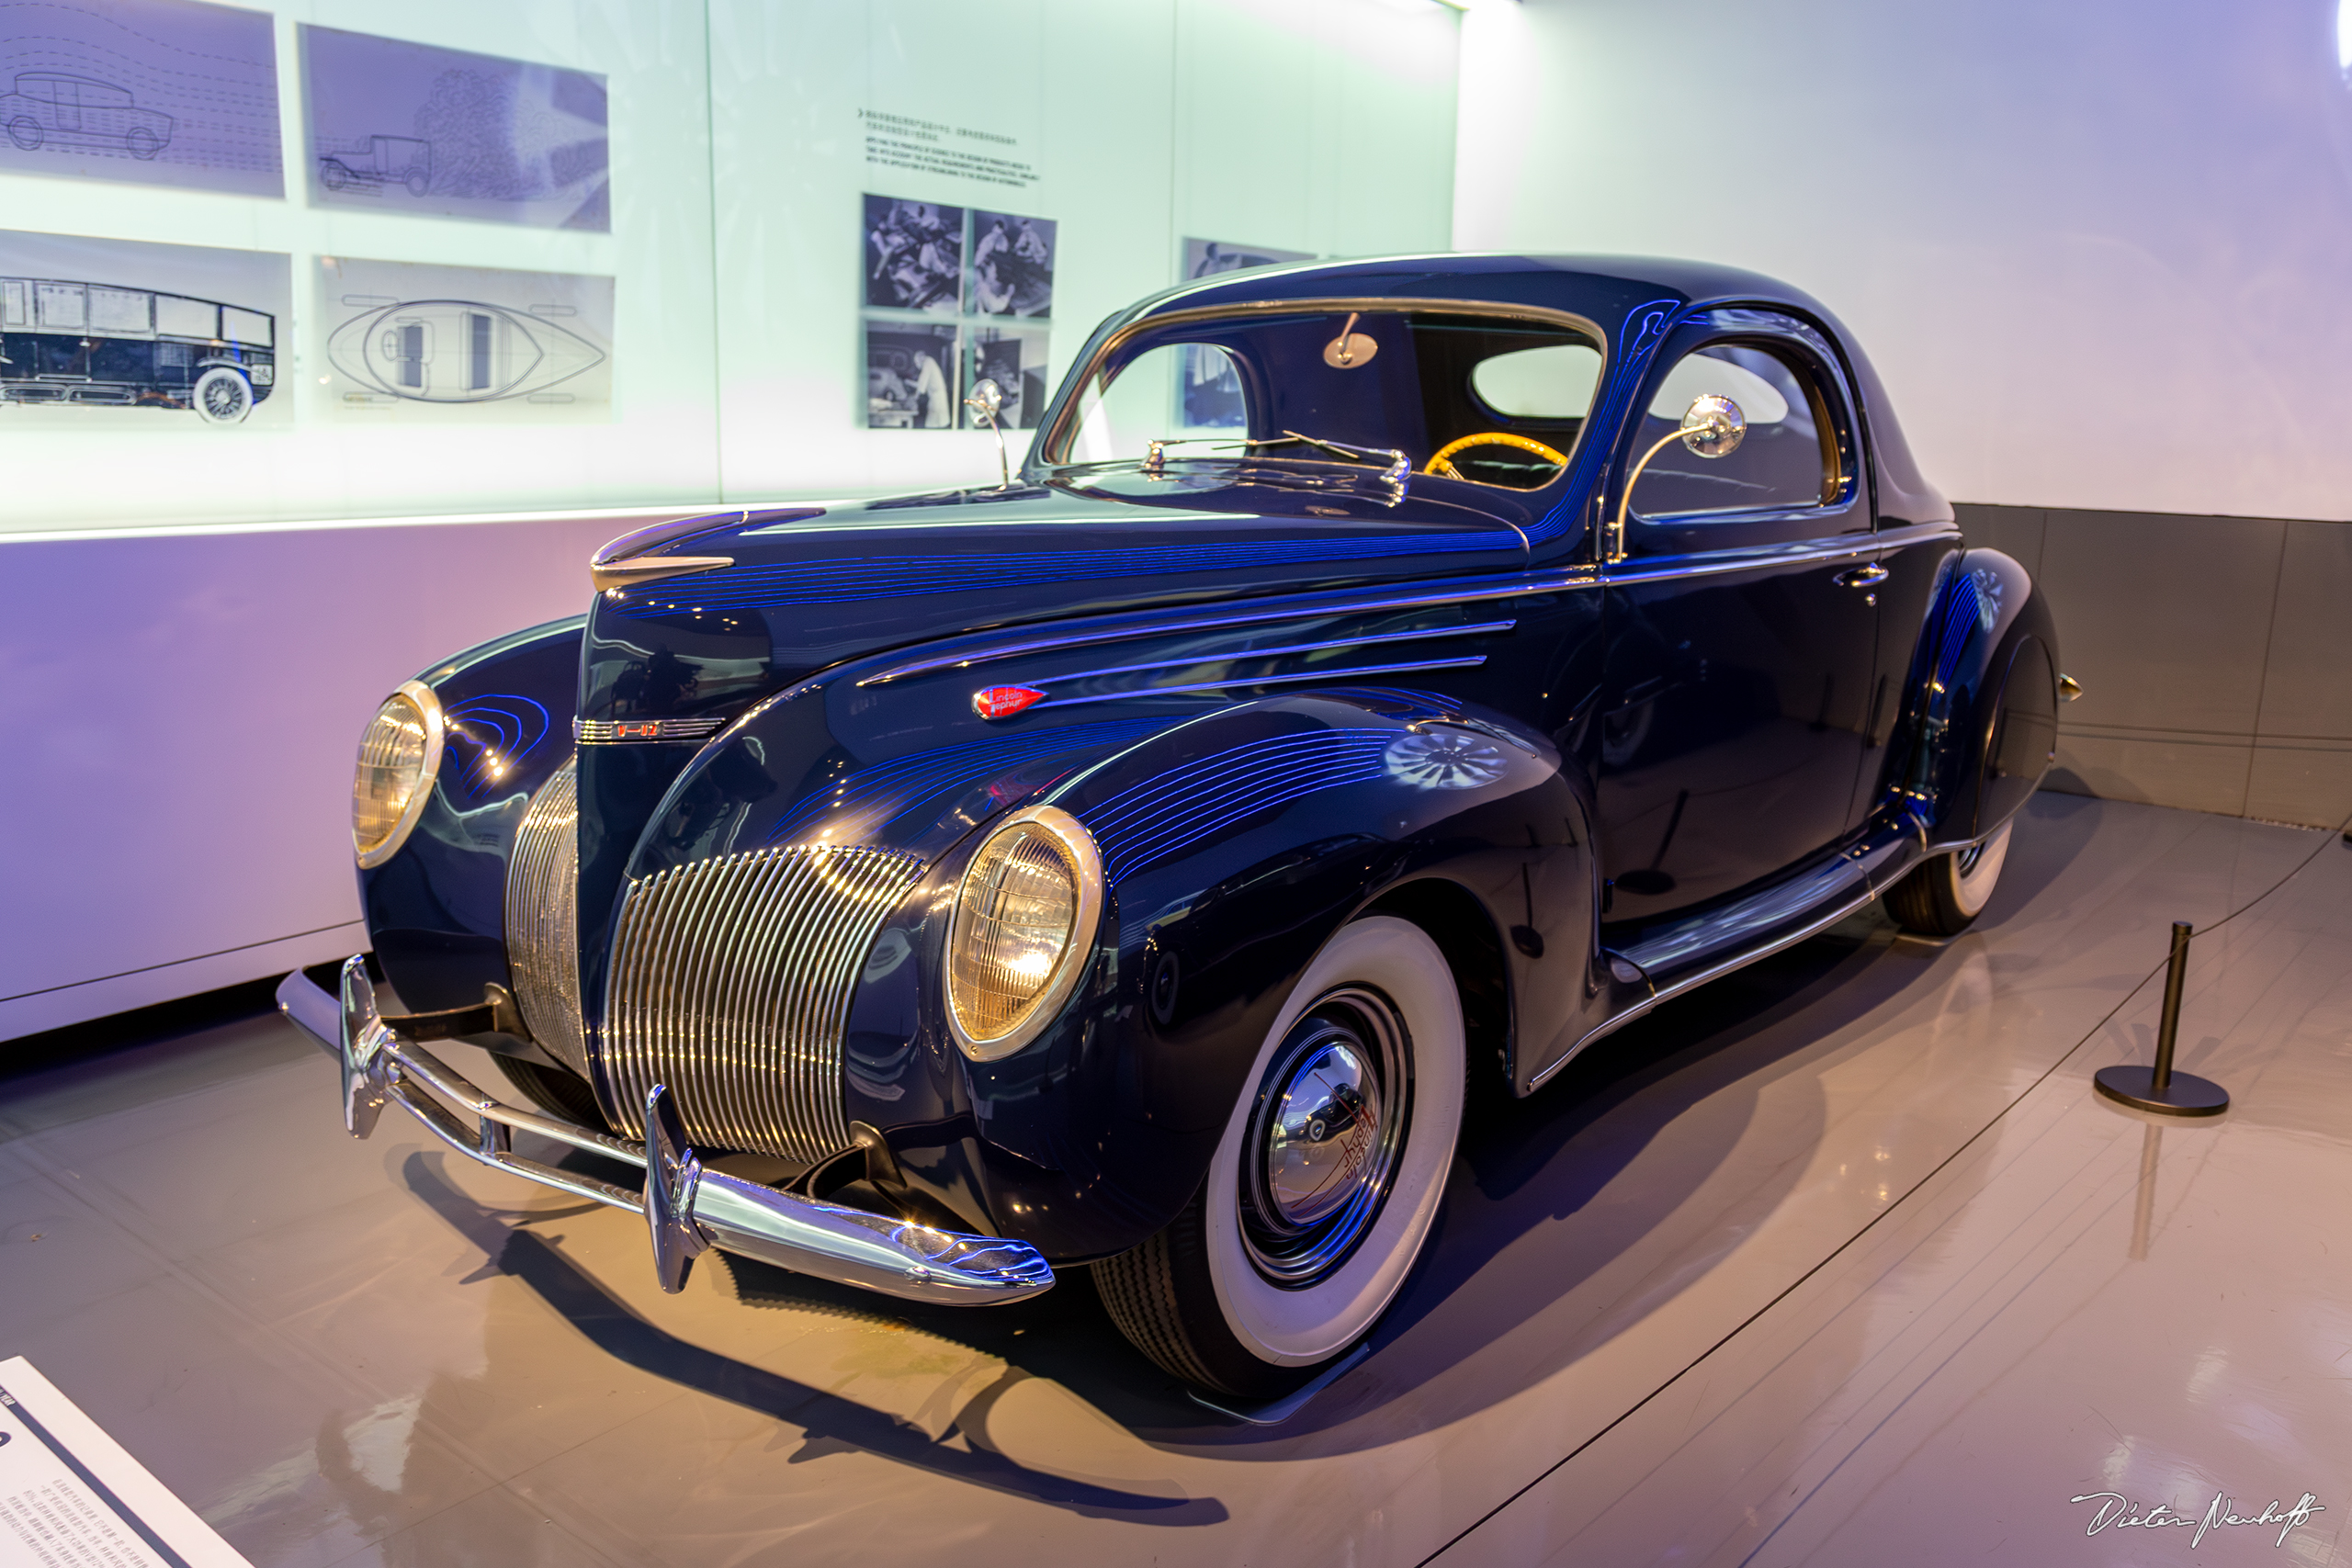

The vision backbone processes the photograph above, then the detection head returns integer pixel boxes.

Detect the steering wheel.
[1425,431,1571,482]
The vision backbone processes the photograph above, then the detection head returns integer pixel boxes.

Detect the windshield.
[1041,306,1603,491]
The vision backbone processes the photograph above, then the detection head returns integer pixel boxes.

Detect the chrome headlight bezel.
[353,679,446,870]
[944,804,1105,1063]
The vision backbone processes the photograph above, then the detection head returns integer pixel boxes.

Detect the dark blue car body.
[360,254,2058,1264]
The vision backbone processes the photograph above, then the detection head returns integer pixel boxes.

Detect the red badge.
[972,685,1046,720]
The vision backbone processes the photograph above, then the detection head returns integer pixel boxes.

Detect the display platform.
[0,793,2345,1566]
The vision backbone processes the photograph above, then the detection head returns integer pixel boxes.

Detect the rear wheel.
[8,117,40,151]
[191,367,253,424]
[1094,916,1464,1398]
[1887,819,2013,936]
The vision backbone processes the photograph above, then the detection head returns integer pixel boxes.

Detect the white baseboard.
[0,922,365,1043]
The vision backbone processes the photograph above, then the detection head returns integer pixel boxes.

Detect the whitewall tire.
[1887,819,2013,936]
[1095,915,1465,1397]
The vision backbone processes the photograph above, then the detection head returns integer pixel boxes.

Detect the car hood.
[579,471,1548,726]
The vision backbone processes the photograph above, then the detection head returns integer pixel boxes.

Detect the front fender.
[825,689,1587,1259]
[359,615,583,1011]
[1897,549,2060,849]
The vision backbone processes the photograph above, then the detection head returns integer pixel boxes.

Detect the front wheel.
[1886,819,2013,936]
[1094,916,1464,1398]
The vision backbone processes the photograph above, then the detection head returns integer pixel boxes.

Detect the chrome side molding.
[277,960,1056,1307]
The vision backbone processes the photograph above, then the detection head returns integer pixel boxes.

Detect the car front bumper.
[277,957,1055,1306]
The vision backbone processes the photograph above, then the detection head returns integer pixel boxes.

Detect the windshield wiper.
[1139,429,1410,492]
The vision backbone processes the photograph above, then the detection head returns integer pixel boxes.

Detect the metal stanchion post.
[2095,921,2229,1115]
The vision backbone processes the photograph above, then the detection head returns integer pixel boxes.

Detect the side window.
[1634,343,1843,520]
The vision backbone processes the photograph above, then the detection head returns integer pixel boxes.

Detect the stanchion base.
[2094,1065,2228,1116]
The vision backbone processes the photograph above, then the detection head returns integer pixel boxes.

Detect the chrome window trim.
[1035,295,1610,485]
[355,678,446,871]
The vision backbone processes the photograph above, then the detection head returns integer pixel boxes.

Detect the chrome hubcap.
[1240,986,1410,1287]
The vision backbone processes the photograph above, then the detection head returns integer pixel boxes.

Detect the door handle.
[1834,563,1889,589]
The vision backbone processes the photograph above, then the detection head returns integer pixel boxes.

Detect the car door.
[1595,314,1878,928]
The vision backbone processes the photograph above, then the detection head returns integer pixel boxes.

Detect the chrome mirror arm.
[1605,394,1746,564]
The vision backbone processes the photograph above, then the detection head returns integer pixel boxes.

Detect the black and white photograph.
[865,319,957,429]
[1182,236,1313,279]
[0,228,289,428]
[863,195,964,315]
[301,27,610,231]
[967,209,1055,318]
[0,0,282,197]
[962,325,1049,431]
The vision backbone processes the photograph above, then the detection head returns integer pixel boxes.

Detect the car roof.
[1135,252,1835,335]
[1117,251,1951,528]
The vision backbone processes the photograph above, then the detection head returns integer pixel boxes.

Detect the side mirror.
[963,377,1010,487]
[1607,395,1747,562]
[1678,394,1745,457]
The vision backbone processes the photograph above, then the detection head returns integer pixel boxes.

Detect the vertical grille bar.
[601,844,923,1161]
[503,757,589,1078]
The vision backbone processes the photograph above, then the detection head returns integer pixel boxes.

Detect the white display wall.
[0,0,1462,536]
[0,0,1462,1038]
[1451,0,2352,525]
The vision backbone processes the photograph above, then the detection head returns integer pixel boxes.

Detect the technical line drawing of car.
[317,135,431,197]
[0,276,274,423]
[1,73,175,159]
[325,299,605,402]
[281,253,2067,1406]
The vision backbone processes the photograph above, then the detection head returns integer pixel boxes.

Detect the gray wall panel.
[1959,503,2352,830]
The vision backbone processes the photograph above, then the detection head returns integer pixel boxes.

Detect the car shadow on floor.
[401,1150,1234,1521]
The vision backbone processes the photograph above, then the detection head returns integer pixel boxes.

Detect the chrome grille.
[602,844,923,1160]
[503,756,589,1079]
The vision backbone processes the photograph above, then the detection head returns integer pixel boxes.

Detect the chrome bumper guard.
[277,958,1054,1305]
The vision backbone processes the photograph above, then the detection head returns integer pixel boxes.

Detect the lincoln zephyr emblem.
[973,685,1046,719]
[1383,730,1510,790]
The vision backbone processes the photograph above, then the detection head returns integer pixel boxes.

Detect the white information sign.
[0,1357,251,1567]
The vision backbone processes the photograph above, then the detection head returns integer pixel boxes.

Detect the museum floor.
[2,792,2346,1567]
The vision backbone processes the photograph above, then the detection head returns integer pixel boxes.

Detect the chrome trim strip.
[857,576,1597,687]
[503,758,588,1079]
[1600,533,1879,588]
[277,963,1054,1306]
[1045,620,1514,685]
[574,716,728,744]
[589,554,735,593]
[1028,655,1487,711]
[602,843,925,1162]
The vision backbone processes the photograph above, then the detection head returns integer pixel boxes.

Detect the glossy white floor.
[4,793,2347,1567]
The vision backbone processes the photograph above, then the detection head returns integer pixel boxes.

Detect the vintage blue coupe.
[279,254,2064,1400]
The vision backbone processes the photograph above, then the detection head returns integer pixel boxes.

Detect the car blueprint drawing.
[1,73,174,158]
[326,299,605,403]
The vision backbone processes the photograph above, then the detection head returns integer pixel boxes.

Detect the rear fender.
[1895,550,2059,850]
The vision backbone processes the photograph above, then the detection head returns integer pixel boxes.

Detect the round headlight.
[353,680,446,869]
[944,805,1104,1061]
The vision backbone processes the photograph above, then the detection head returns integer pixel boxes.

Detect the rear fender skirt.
[360,615,584,1013]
